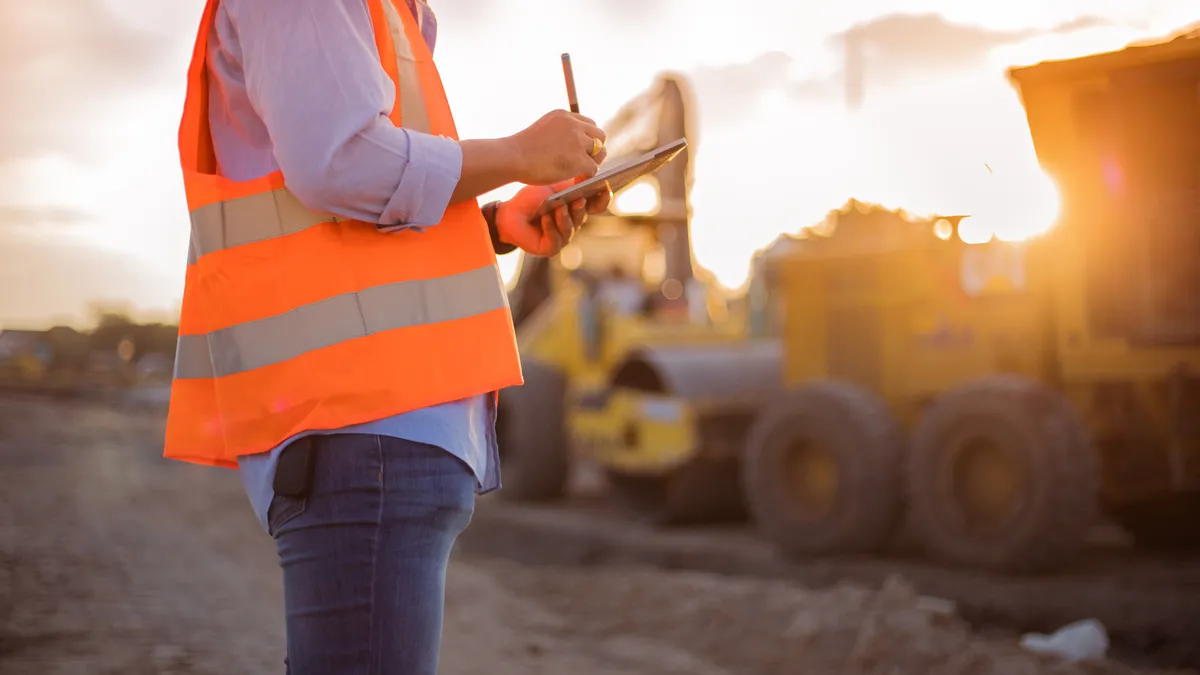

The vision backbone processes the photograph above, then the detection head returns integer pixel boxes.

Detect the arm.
[453,139,526,206]
[228,0,526,229]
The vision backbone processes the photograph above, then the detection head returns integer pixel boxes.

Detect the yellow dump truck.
[578,31,1200,572]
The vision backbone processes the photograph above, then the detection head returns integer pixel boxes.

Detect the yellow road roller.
[495,73,747,504]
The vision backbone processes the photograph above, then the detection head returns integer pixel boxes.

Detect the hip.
[267,433,477,539]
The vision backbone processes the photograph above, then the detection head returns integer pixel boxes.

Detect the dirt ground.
[0,394,1195,675]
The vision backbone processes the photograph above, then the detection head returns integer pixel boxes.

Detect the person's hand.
[495,178,613,257]
[509,110,607,186]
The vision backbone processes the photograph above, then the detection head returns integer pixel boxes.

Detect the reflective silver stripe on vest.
[381,0,432,134]
[189,189,346,260]
[173,263,508,380]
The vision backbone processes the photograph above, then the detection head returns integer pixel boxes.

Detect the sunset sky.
[0,1,1196,326]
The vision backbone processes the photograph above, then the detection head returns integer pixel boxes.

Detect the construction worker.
[165,0,611,673]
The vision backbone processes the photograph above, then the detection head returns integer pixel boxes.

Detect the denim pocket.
[267,494,307,538]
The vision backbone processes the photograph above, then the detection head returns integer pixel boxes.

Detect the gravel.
[0,395,1193,675]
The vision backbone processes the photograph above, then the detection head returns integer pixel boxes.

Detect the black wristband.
[482,200,517,255]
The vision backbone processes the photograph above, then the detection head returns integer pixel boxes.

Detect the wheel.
[742,381,904,557]
[496,360,569,502]
[604,459,746,526]
[906,375,1099,573]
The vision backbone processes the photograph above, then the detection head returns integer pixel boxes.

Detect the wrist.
[499,132,532,184]
[454,137,529,204]
[483,200,517,255]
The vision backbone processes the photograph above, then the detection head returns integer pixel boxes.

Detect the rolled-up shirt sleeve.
[226,0,460,229]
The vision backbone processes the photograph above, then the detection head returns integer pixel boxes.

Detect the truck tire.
[497,360,569,502]
[742,381,904,557]
[906,375,1099,573]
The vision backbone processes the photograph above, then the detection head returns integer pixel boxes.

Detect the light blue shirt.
[206,0,501,533]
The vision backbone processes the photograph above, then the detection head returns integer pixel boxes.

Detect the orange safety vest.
[165,0,523,468]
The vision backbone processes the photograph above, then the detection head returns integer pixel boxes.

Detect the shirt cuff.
[377,130,462,233]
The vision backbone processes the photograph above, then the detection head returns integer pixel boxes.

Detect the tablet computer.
[533,137,687,220]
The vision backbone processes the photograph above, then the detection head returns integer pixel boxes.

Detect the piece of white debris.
[914,595,956,617]
[1019,618,1109,662]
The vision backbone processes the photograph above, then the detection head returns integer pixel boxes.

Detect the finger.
[555,204,574,234]
[570,113,598,127]
[591,147,607,166]
[575,160,599,178]
[579,131,604,157]
[587,188,612,214]
[563,210,580,243]
[542,213,565,253]
[570,199,587,227]
[554,205,574,241]
[580,124,606,142]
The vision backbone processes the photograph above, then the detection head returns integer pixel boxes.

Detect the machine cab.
[1009,31,1200,362]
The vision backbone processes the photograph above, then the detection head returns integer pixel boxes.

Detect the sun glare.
[612,178,661,217]
[993,172,1062,242]
[958,162,1063,244]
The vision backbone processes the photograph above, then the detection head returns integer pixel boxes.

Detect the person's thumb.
[511,183,549,210]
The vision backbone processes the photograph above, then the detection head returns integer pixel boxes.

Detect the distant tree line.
[86,313,178,364]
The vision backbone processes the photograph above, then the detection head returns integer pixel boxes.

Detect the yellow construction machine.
[495,74,749,508]
[578,31,1200,572]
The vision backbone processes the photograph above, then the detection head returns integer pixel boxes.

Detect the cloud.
[1053,15,1116,34]
[684,12,1114,126]
[588,0,672,21]
[0,2,174,169]
[688,52,833,127]
[832,13,1114,79]
[0,2,186,323]
[0,205,92,230]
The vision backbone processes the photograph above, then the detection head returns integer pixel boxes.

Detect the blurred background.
[2,0,1196,325]
[2,2,1200,674]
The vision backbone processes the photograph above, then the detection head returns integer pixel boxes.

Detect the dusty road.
[0,394,1195,675]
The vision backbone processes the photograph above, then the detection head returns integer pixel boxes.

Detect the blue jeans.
[268,434,476,675]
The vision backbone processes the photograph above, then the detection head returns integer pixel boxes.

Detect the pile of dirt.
[483,560,1193,675]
